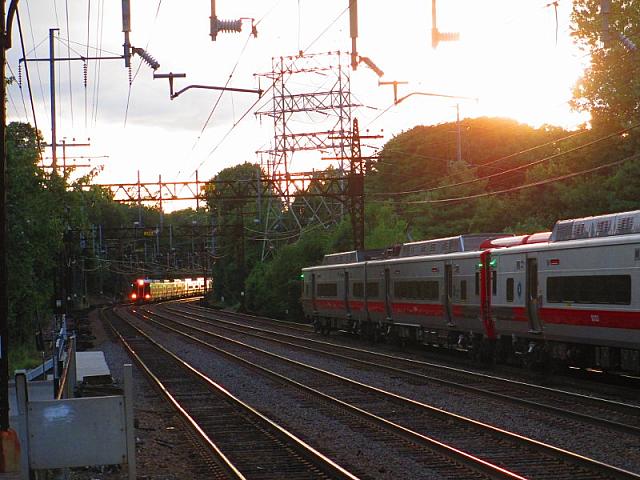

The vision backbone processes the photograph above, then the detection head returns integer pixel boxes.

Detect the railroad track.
[105,307,359,480]
[162,302,640,436]
[134,304,640,480]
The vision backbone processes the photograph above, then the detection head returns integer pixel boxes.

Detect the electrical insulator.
[132,47,160,70]
[216,19,242,33]
[83,61,88,88]
[432,28,459,48]
[211,17,242,40]
[17,63,22,88]
[438,31,460,42]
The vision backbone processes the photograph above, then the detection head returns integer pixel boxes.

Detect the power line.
[85,0,90,129]
[194,4,353,178]
[16,7,39,139]
[184,30,254,169]
[303,4,349,53]
[64,0,74,126]
[6,89,21,120]
[394,152,638,206]
[24,0,48,113]
[372,127,592,196]
[90,0,105,126]
[6,63,29,120]
[124,0,163,126]
[372,123,638,198]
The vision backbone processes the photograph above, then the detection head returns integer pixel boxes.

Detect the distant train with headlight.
[301,210,640,374]
[129,277,212,303]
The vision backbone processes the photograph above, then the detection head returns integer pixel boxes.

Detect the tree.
[571,0,640,129]
[6,123,64,344]
[203,163,265,306]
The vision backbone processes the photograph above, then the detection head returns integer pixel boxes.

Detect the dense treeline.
[6,122,215,369]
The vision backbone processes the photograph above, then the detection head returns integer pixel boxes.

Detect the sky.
[6,1,590,209]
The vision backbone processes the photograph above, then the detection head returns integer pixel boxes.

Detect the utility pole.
[49,28,59,169]
[456,104,462,164]
[1,0,22,472]
[0,0,8,436]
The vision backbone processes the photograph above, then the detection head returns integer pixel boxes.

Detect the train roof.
[551,210,640,242]
[491,230,640,255]
[398,233,511,257]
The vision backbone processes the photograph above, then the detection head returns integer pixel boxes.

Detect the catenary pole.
[2,2,23,472]
[0,0,9,434]
[49,28,58,170]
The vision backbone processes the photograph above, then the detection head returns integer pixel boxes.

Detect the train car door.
[526,258,542,332]
[444,264,454,325]
[344,271,351,316]
[311,273,317,312]
[384,268,392,319]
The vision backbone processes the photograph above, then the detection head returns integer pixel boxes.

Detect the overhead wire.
[194,4,352,177]
[51,0,60,26]
[182,0,291,178]
[366,0,584,129]
[6,63,29,120]
[85,0,90,129]
[372,123,638,199]
[184,29,254,168]
[394,152,639,207]
[90,0,105,126]
[6,89,21,120]
[123,0,163,126]
[23,0,48,112]
[16,7,39,142]
[372,127,593,196]
[64,0,74,126]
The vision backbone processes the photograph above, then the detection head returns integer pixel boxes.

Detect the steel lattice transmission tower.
[256,52,359,259]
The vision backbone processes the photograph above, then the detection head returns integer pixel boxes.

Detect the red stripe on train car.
[315,299,345,310]
[512,306,529,322]
[539,307,640,330]
[349,300,366,311]
[392,302,444,316]
[367,301,386,313]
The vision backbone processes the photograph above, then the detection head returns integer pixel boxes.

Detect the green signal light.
[299,274,305,279]
[489,259,497,267]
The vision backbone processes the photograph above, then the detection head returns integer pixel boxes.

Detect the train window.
[366,282,380,298]
[353,282,363,298]
[394,280,439,300]
[547,275,631,305]
[460,280,467,301]
[317,283,338,297]
[491,271,497,296]
[506,278,514,302]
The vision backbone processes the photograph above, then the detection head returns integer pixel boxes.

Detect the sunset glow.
[6,1,590,189]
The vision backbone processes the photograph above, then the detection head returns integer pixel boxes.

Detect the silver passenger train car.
[301,211,640,373]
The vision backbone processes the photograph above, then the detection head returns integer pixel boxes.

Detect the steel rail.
[164,303,640,436]
[107,307,359,480]
[132,307,524,480]
[137,306,640,480]
[176,303,640,412]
